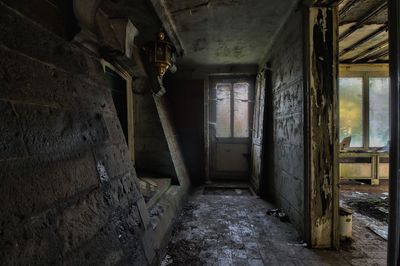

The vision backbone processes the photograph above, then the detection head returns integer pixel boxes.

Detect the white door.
[208,76,255,180]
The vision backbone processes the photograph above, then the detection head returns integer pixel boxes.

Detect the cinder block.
[14,104,109,156]
[68,74,117,115]
[0,101,26,159]
[0,209,62,265]
[93,143,133,179]
[0,3,107,85]
[56,189,110,254]
[103,114,128,146]
[0,151,99,228]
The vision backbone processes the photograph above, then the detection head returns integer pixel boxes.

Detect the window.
[104,66,129,143]
[339,75,389,148]
[369,78,390,147]
[215,82,250,138]
[339,78,363,147]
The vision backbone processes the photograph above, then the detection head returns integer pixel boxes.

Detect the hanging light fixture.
[145,31,175,77]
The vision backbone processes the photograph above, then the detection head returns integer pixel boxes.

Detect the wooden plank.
[306,6,339,248]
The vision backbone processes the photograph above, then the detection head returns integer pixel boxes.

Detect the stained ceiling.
[339,0,388,63]
[161,0,298,66]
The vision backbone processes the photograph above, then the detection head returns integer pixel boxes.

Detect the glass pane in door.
[216,83,232,138]
[233,83,249,138]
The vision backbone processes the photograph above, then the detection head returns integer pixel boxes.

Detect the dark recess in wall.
[260,66,275,200]
[165,75,205,185]
[2,0,80,40]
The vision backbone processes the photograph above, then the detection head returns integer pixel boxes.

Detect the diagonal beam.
[149,0,185,57]
[339,24,388,57]
[363,49,389,62]
[339,0,358,18]
[325,0,344,7]
[339,1,387,41]
[347,39,388,62]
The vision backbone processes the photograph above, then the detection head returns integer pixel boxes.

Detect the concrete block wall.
[0,2,149,264]
[267,9,305,234]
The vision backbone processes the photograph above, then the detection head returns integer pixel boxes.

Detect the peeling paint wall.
[0,2,150,264]
[250,71,266,193]
[265,9,305,234]
[308,6,339,248]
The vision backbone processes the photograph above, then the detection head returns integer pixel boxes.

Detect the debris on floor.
[203,187,252,196]
[346,196,389,223]
[287,241,307,247]
[367,223,388,240]
[160,254,173,266]
[164,187,386,266]
[266,208,290,223]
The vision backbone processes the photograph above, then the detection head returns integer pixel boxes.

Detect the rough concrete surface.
[163,0,298,65]
[163,187,386,266]
[267,9,305,234]
[0,2,149,264]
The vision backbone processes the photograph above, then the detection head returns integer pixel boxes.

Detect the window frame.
[339,64,389,149]
[101,59,135,162]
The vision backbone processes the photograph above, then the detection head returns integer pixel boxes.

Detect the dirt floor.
[161,184,388,266]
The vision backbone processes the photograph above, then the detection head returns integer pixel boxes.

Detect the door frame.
[388,0,400,264]
[204,73,256,182]
[101,59,135,163]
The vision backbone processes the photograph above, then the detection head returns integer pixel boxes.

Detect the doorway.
[206,75,255,181]
[334,0,390,256]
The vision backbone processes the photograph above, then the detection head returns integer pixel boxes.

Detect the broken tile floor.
[161,185,387,266]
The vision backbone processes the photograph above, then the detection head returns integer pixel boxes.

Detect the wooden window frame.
[101,59,135,163]
[339,64,389,149]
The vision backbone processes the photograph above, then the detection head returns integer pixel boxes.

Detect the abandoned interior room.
[1,0,400,265]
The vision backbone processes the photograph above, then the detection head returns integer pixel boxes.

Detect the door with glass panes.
[208,76,254,180]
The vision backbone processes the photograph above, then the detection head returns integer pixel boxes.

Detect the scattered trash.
[347,198,389,223]
[287,241,307,247]
[382,192,389,196]
[367,223,388,240]
[355,192,367,195]
[160,254,173,266]
[266,208,290,222]
[377,207,389,214]
[234,189,243,195]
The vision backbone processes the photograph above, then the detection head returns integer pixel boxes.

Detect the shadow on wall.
[165,75,205,185]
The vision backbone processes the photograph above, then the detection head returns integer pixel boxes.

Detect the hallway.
[162,186,386,266]
[1,0,399,265]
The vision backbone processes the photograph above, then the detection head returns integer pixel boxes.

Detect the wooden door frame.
[388,0,400,264]
[101,59,135,163]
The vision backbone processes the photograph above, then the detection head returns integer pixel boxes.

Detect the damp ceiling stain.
[164,0,298,66]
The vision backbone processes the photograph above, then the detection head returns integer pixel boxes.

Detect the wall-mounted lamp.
[145,31,175,77]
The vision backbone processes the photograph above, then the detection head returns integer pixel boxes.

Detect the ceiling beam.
[347,39,388,62]
[339,24,388,57]
[149,0,184,57]
[339,1,387,41]
[339,0,357,18]
[362,49,389,62]
[324,0,344,7]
